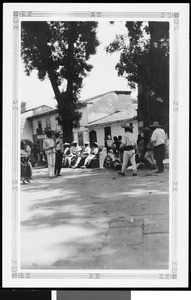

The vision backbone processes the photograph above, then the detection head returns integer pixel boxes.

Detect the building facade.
[21,91,139,150]
[73,91,138,147]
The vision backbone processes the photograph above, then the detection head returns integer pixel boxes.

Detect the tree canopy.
[21,21,99,141]
[106,21,169,131]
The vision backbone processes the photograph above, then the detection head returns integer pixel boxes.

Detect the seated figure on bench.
[81,142,99,169]
[72,142,91,168]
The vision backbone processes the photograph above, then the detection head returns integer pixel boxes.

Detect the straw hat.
[121,123,133,129]
[149,121,162,128]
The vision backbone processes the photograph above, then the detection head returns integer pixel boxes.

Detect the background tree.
[21,21,99,141]
[21,101,27,113]
[106,21,169,132]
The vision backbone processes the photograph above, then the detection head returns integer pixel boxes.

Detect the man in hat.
[149,121,167,173]
[118,123,137,176]
[72,141,91,168]
[66,141,82,167]
[54,132,63,176]
[62,142,70,167]
[43,129,56,178]
[81,142,99,169]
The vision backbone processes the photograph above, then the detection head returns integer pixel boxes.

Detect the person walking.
[149,121,167,173]
[118,123,137,176]
[43,129,56,178]
[54,132,63,176]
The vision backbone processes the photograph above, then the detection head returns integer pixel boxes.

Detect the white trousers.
[46,153,55,177]
[121,150,137,173]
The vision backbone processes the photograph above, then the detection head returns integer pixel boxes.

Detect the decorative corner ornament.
[19,11,32,17]
[174,13,179,31]
[161,12,173,18]
[90,12,101,18]
[89,273,100,279]
[172,181,178,192]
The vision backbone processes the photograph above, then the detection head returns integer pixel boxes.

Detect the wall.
[88,120,138,147]
[21,111,34,141]
[32,113,58,135]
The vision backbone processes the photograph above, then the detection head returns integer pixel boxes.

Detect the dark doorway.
[89,130,97,146]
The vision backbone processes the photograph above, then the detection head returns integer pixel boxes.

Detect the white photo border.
[3,3,189,288]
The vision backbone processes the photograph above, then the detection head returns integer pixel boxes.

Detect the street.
[20,165,169,270]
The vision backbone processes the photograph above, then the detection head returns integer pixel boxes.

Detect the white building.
[73,90,138,147]
[21,90,139,150]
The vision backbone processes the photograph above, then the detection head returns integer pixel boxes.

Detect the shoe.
[81,166,86,169]
[57,174,62,176]
[132,173,137,176]
[155,170,163,173]
[118,171,125,176]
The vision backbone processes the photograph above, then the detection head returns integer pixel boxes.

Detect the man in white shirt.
[150,121,167,173]
[118,123,137,176]
[66,141,82,167]
[43,129,56,178]
[72,142,91,168]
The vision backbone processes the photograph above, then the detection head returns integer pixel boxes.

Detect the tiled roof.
[87,109,137,127]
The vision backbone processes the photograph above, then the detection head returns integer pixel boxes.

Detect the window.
[38,120,42,130]
[46,118,51,128]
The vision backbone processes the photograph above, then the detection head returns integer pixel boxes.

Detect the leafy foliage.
[21,21,99,141]
[106,21,169,130]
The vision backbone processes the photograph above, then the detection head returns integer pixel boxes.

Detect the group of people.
[20,120,167,182]
[117,121,167,176]
[42,129,100,178]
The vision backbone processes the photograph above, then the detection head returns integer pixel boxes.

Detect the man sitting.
[104,149,122,170]
[72,142,91,168]
[81,142,99,169]
[66,141,81,168]
[62,142,70,167]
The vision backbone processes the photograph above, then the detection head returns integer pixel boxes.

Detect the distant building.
[21,105,61,150]
[73,90,138,147]
[21,90,139,150]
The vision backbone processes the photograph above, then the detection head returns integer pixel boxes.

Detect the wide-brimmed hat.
[44,128,54,134]
[149,121,162,128]
[143,127,150,131]
[121,123,133,129]
[72,140,77,144]
[93,142,98,146]
[64,142,70,146]
[84,141,89,145]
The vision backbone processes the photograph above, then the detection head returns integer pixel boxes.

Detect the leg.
[154,145,164,172]
[57,152,63,174]
[46,154,51,177]
[129,151,137,175]
[55,152,58,175]
[120,151,129,174]
[144,151,156,169]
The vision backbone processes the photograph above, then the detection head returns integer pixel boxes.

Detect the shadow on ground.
[20,168,169,270]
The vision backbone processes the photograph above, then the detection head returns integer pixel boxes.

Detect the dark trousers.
[55,151,63,175]
[153,144,166,172]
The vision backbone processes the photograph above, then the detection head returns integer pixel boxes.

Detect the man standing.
[43,129,56,178]
[118,123,137,176]
[54,132,63,176]
[150,121,167,173]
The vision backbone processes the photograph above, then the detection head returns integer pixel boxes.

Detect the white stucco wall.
[32,113,58,135]
[88,120,138,147]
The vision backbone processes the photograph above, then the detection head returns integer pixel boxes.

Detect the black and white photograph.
[3,3,189,287]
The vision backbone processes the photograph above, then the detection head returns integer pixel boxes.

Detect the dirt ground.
[20,165,169,270]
